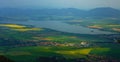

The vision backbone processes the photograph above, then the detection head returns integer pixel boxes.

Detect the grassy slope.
[0,23,119,62]
[0,46,118,62]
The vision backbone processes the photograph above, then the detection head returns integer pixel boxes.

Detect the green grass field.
[0,46,119,62]
[0,23,120,62]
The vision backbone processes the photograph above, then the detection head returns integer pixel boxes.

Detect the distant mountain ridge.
[88,7,120,17]
[0,7,120,18]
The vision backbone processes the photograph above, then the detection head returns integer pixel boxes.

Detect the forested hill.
[0,7,120,18]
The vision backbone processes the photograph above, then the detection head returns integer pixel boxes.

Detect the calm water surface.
[0,20,114,34]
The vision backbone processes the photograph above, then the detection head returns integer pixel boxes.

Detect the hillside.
[0,7,120,18]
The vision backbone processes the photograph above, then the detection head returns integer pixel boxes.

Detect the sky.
[0,0,119,10]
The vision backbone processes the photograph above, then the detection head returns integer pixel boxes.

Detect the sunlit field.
[0,24,43,32]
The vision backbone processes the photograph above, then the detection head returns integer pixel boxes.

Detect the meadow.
[0,23,120,62]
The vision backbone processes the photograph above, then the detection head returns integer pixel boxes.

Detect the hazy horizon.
[0,0,119,10]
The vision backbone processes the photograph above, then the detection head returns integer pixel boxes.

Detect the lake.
[0,20,115,34]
